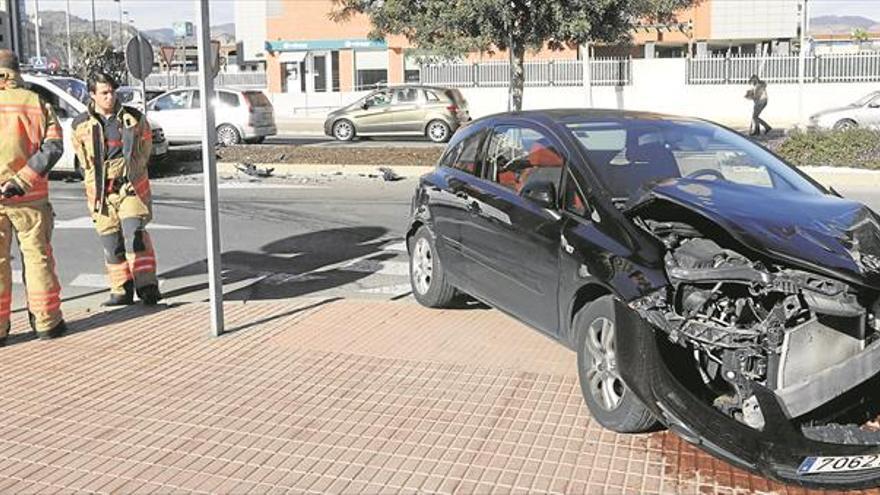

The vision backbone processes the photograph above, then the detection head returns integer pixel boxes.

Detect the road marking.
[69,273,108,288]
[152,182,328,190]
[55,216,193,230]
[359,283,412,295]
[382,241,408,253]
[344,259,409,277]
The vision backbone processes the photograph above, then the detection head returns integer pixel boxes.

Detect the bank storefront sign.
[266,39,387,52]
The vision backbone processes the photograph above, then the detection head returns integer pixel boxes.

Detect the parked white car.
[146,88,277,146]
[21,74,170,173]
[809,90,880,130]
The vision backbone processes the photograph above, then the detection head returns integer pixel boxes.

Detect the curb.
[214,162,880,187]
[216,161,434,179]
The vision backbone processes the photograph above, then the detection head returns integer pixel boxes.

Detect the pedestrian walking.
[71,72,161,306]
[0,50,66,345]
[746,74,772,136]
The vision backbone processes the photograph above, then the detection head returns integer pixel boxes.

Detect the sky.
[26,0,880,33]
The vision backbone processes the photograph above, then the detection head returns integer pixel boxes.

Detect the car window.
[218,91,240,107]
[365,90,391,108]
[567,119,821,199]
[28,84,77,119]
[424,91,440,103]
[191,90,201,109]
[153,91,189,111]
[485,126,564,193]
[393,88,419,104]
[563,169,589,217]
[440,131,483,176]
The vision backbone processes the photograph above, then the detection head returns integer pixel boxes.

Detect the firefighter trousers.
[93,190,158,295]
[0,200,63,338]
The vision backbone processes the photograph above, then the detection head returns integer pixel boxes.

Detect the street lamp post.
[91,0,96,34]
[797,0,809,127]
[33,0,42,60]
[115,0,124,49]
[66,0,72,67]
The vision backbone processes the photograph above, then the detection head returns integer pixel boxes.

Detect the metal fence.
[687,52,880,84]
[145,71,268,90]
[420,58,631,87]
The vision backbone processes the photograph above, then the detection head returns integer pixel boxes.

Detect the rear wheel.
[217,124,241,146]
[576,296,658,433]
[332,119,355,141]
[834,119,858,131]
[409,226,456,308]
[426,120,451,143]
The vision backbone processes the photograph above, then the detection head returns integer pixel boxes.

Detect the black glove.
[1,181,24,198]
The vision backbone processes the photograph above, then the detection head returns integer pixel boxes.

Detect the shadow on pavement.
[222,297,342,336]
[160,226,394,302]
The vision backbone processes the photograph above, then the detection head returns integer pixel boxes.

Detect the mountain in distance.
[142,23,236,45]
[810,15,879,35]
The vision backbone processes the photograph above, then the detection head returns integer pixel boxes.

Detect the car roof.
[472,108,703,126]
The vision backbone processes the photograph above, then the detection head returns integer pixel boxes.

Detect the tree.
[71,34,127,83]
[852,28,870,52]
[331,0,701,110]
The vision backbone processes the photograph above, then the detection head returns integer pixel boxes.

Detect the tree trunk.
[509,39,525,112]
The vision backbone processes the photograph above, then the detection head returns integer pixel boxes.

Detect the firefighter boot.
[137,284,162,306]
[103,280,134,306]
[36,320,67,340]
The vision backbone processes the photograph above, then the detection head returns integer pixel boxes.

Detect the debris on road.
[379,167,403,182]
[236,162,275,178]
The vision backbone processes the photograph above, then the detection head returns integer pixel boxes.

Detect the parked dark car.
[407,109,880,489]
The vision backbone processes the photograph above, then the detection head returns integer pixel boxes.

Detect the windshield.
[854,92,880,106]
[565,118,824,200]
[48,77,88,105]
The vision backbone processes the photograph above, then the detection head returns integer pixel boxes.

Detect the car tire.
[217,124,242,147]
[409,226,457,308]
[73,158,84,180]
[576,296,658,433]
[834,119,858,131]
[332,119,356,141]
[426,120,452,143]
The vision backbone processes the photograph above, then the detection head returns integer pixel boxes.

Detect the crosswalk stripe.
[359,283,412,295]
[69,273,108,288]
[382,241,408,253]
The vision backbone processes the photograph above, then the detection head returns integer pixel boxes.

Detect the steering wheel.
[686,169,726,181]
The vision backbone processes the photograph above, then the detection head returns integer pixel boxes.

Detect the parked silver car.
[22,74,169,173]
[809,90,880,130]
[147,88,277,145]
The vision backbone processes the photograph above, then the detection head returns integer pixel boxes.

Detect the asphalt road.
[7,175,880,319]
[7,175,415,315]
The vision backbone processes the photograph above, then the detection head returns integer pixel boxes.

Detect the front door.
[351,89,394,133]
[457,122,566,334]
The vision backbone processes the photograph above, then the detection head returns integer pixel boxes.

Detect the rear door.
[456,121,566,333]
[390,87,426,133]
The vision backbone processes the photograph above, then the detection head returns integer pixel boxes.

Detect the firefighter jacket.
[0,68,64,203]
[71,102,153,213]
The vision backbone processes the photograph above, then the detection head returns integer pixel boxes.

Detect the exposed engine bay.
[631,216,880,433]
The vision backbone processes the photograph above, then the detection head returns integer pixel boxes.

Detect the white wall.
[457,59,877,128]
[234,0,268,62]
[711,0,799,40]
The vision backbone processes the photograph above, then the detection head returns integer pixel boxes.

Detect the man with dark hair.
[0,49,66,344]
[71,71,161,306]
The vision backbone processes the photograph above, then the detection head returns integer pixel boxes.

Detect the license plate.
[799,455,880,475]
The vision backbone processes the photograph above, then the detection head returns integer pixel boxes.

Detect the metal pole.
[65,0,72,67]
[797,0,807,127]
[582,42,593,108]
[117,1,123,49]
[195,0,224,337]
[33,0,41,60]
[91,0,96,34]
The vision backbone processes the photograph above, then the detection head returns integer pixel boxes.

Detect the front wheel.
[576,296,658,433]
[409,226,456,308]
[217,124,242,146]
[426,120,451,143]
[332,119,355,141]
[834,119,858,131]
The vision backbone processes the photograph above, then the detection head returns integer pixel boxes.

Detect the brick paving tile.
[0,299,874,494]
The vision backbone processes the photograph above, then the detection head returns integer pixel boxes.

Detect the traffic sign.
[125,34,154,81]
[159,46,176,68]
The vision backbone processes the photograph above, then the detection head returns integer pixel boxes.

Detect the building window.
[313,54,327,92]
[404,52,420,83]
[355,50,388,91]
[331,51,340,92]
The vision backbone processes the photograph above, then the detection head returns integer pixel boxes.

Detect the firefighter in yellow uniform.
[71,72,161,306]
[0,50,66,345]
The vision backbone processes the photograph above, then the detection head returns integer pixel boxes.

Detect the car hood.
[811,104,857,119]
[628,178,880,289]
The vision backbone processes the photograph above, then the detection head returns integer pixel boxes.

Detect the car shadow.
[159,226,397,302]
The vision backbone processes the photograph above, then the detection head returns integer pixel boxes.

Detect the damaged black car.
[407,109,880,489]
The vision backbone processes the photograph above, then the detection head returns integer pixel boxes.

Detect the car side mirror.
[521,180,557,210]
[361,102,370,110]
[870,103,880,109]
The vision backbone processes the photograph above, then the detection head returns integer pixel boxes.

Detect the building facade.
[235,0,803,96]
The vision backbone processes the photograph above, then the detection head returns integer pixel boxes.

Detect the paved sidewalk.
[0,298,863,494]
